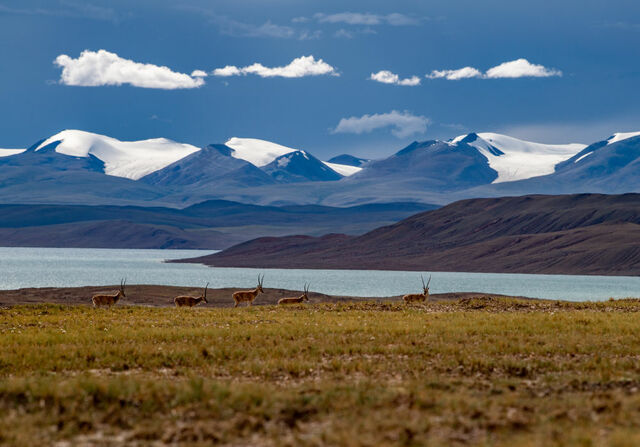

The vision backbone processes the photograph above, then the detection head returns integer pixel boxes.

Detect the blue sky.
[1,0,639,158]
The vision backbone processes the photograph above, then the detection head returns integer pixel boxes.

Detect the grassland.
[2,298,640,446]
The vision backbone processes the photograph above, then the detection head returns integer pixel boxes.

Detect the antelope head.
[257,274,264,293]
[202,282,209,303]
[422,275,431,296]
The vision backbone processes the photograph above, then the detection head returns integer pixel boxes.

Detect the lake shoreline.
[0,285,537,308]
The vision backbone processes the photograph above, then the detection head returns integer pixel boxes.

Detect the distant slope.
[327,154,370,167]
[0,201,436,249]
[184,194,640,275]
[0,147,168,205]
[349,140,499,191]
[0,221,239,249]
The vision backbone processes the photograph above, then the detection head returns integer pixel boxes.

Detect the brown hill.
[179,194,640,276]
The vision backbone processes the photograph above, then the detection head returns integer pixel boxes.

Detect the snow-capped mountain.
[1,128,639,206]
[225,137,298,167]
[546,133,640,192]
[352,132,587,192]
[451,133,585,183]
[13,131,357,187]
[34,130,200,180]
[262,150,342,182]
[224,137,360,177]
[139,144,276,189]
[352,139,498,191]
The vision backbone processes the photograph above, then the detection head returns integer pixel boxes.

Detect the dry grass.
[2,298,640,446]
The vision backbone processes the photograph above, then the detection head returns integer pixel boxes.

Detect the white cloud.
[426,59,562,80]
[485,58,562,78]
[370,70,421,86]
[313,12,421,26]
[212,56,338,78]
[427,67,483,80]
[332,110,430,138]
[212,66,242,77]
[190,70,208,77]
[54,50,205,89]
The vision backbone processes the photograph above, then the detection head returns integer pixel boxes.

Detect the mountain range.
[0,200,433,249]
[1,129,640,207]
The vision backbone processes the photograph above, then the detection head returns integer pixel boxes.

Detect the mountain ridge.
[1,129,640,207]
[179,193,640,275]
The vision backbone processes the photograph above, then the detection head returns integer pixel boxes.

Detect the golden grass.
[2,298,640,446]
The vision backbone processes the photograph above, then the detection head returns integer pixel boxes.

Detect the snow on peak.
[35,130,200,180]
[454,132,586,183]
[0,148,26,157]
[606,131,640,146]
[322,161,362,177]
[225,137,298,167]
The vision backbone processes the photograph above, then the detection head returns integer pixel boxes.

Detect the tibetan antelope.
[232,274,264,307]
[174,283,209,308]
[403,275,431,304]
[92,279,126,308]
[278,283,310,305]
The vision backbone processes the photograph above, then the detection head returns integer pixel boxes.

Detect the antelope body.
[232,275,264,307]
[403,275,431,303]
[278,284,310,305]
[92,279,126,308]
[174,283,209,308]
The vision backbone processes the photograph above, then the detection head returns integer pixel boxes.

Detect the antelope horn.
[421,275,426,289]
[204,282,209,298]
[426,275,431,288]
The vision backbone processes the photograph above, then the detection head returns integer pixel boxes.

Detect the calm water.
[0,247,638,301]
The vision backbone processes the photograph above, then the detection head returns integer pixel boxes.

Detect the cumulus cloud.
[332,110,430,138]
[212,56,338,78]
[54,50,205,89]
[427,67,483,80]
[426,59,562,80]
[190,69,208,77]
[370,70,421,86]
[313,12,421,26]
[484,58,562,78]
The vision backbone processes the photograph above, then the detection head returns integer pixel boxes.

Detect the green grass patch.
[2,299,640,445]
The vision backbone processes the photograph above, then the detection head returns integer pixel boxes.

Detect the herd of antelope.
[91,274,432,308]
